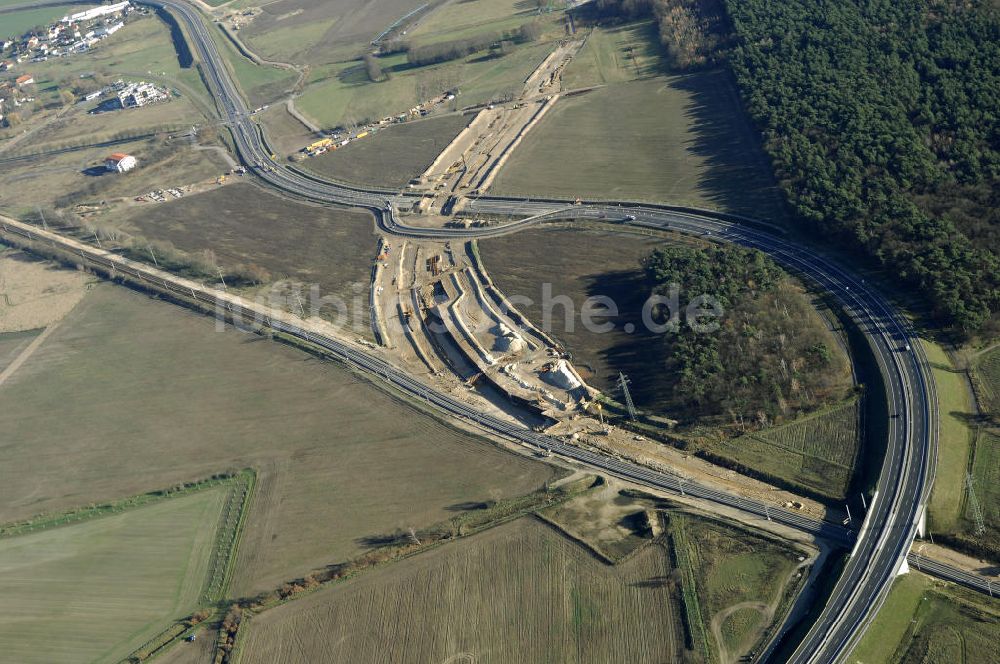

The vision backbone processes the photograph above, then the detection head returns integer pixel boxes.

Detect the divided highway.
[19,0,942,660]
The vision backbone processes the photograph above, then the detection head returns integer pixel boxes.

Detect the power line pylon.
[618,372,637,422]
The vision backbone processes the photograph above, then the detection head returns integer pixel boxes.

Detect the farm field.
[851,573,1000,664]
[0,249,94,333]
[923,341,975,535]
[965,429,1000,558]
[258,104,318,157]
[406,0,558,46]
[480,223,850,416]
[489,72,785,222]
[702,398,861,500]
[0,487,227,663]
[237,517,685,663]
[303,113,471,188]
[116,182,378,334]
[0,330,38,373]
[669,513,804,663]
[214,23,298,107]
[240,0,428,65]
[561,20,667,88]
[480,224,667,394]
[972,345,1000,419]
[295,41,553,129]
[23,97,204,153]
[0,283,557,595]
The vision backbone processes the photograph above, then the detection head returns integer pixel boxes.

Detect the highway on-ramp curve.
[48,1,942,660]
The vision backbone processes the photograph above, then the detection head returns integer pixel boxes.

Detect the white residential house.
[105,152,137,173]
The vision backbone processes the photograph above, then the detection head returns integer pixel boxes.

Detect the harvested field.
[304,113,471,188]
[0,249,94,333]
[0,487,227,663]
[237,517,684,663]
[489,72,786,222]
[703,398,861,500]
[0,284,557,594]
[116,182,377,334]
[670,513,803,663]
[973,345,1000,419]
[480,224,665,393]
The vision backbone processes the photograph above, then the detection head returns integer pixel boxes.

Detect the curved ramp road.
[9,0,942,661]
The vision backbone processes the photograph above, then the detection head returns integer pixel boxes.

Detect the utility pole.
[217,267,227,291]
[966,472,986,537]
[845,504,853,527]
[617,372,638,422]
[147,244,158,266]
[860,493,867,510]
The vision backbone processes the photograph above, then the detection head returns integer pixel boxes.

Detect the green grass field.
[972,345,1000,419]
[489,69,786,222]
[296,42,552,129]
[0,487,227,663]
[214,23,297,106]
[258,103,318,156]
[922,341,975,534]
[0,5,76,40]
[670,513,803,664]
[237,517,684,663]
[0,330,39,373]
[562,20,667,88]
[406,0,556,47]
[851,573,1000,664]
[240,0,428,65]
[0,283,557,596]
[704,397,861,499]
[965,429,1000,556]
[303,113,470,187]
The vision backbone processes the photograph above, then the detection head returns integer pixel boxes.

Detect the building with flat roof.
[105,152,136,173]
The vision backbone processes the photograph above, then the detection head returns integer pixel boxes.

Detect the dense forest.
[642,245,851,426]
[590,0,1000,334]
[723,0,1000,334]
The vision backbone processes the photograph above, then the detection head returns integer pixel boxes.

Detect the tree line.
[721,0,1000,335]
